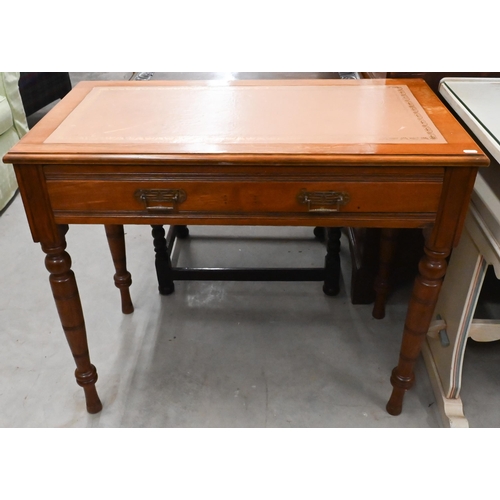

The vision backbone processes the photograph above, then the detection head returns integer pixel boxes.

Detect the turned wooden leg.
[42,226,102,414]
[104,225,134,314]
[323,227,341,296]
[372,228,398,319]
[386,241,449,416]
[151,225,175,295]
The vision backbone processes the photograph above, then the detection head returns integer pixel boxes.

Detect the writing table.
[4,79,489,416]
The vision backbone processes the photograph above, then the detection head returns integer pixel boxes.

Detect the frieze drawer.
[45,178,443,218]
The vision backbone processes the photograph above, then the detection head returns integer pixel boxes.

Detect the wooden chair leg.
[372,228,398,319]
[151,225,175,295]
[323,227,341,296]
[345,227,379,305]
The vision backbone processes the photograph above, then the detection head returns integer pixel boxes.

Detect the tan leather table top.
[9,79,482,161]
[45,83,446,146]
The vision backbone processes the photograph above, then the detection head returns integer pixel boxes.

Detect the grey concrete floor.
[2,72,500,428]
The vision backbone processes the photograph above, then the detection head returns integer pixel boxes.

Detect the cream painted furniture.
[0,73,28,211]
[422,78,500,427]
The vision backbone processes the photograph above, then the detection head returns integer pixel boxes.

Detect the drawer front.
[46,178,442,217]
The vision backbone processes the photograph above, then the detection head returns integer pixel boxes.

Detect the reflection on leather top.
[44,84,446,146]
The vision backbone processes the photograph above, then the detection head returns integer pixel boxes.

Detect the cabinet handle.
[135,189,187,213]
[297,189,350,212]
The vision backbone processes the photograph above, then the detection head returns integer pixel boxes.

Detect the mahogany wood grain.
[387,167,478,415]
[4,79,489,417]
[42,225,102,414]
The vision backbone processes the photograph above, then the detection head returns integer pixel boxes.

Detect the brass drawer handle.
[297,189,350,212]
[135,189,187,213]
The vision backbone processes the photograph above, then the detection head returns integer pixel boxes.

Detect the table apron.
[45,177,443,226]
